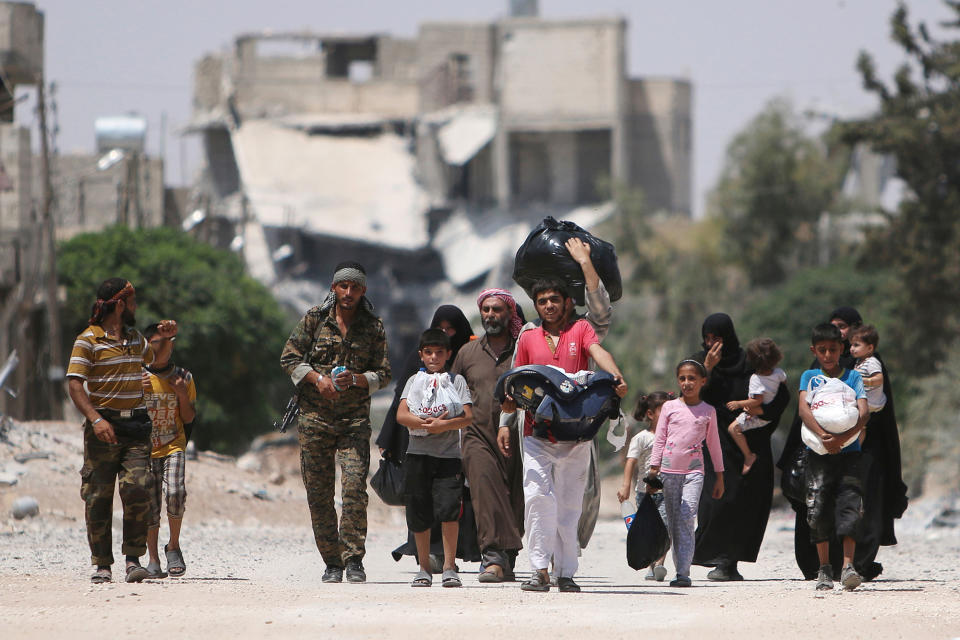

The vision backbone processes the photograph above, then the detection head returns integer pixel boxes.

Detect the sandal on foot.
[91,567,112,584]
[441,568,462,588]
[478,565,505,583]
[411,569,432,587]
[145,560,167,579]
[125,564,148,583]
[165,545,185,577]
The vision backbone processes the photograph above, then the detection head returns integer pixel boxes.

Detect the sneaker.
[557,577,581,593]
[322,565,344,583]
[520,570,550,592]
[653,564,668,582]
[815,564,834,591]
[345,560,366,583]
[840,564,862,591]
[669,575,692,587]
[644,567,656,581]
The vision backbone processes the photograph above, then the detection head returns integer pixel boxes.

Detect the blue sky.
[22,0,951,216]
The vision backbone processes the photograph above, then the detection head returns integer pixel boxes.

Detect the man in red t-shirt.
[499,278,627,593]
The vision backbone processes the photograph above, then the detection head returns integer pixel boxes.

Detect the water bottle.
[621,499,636,530]
[331,365,347,391]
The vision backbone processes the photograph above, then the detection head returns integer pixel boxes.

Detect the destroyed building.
[187,10,693,360]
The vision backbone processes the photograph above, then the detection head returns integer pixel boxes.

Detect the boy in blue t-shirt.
[798,323,869,592]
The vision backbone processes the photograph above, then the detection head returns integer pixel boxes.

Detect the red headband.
[89,282,135,324]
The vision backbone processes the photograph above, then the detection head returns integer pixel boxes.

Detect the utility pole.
[37,74,63,419]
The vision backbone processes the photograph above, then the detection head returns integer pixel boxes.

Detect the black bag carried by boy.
[780,445,807,508]
[370,457,406,506]
[513,216,622,306]
[626,493,670,570]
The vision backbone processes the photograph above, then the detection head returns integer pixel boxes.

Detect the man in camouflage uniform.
[281,261,391,584]
[66,277,178,584]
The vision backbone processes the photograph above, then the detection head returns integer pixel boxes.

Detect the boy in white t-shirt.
[396,329,473,588]
[726,338,786,474]
[849,325,886,414]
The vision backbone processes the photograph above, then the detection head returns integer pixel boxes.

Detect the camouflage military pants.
[299,421,371,567]
[80,425,153,566]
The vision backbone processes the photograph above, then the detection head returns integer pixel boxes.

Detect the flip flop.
[441,568,462,588]
[411,569,432,587]
[90,567,112,584]
[165,545,186,577]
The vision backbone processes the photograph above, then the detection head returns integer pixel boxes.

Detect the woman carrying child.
[690,314,790,581]
[617,391,673,581]
[647,360,725,587]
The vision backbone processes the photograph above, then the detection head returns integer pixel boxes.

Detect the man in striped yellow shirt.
[66,277,178,584]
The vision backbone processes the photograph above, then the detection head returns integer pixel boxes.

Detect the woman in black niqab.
[691,314,791,580]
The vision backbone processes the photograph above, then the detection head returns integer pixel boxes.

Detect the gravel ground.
[2,420,959,639]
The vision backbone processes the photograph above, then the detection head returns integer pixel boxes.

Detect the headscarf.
[430,305,474,365]
[331,267,366,288]
[477,288,524,339]
[89,281,135,325]
[829,306,862,328]
[701,312,742,367]
[829,305,861,367]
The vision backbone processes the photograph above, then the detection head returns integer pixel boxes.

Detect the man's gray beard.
[483,319,506,336]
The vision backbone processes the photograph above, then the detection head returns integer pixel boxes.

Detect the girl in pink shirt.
[648,359,725,587]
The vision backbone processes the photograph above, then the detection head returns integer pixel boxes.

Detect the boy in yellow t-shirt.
[142,323,196,578]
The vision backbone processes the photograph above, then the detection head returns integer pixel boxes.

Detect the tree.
[709,98,846,286]
[59,226,291,453]
[842,2,960,374]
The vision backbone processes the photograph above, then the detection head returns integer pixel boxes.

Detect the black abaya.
[691,314,791,569]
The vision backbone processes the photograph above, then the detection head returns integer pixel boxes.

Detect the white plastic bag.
[801,375,859,455]
[405,371,463,437]
[605,411,627,452]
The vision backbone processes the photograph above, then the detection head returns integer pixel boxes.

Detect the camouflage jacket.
[280,303,391,432]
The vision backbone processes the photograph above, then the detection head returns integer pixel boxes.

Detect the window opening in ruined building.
[349,60,374,84]
[449,53,474,103]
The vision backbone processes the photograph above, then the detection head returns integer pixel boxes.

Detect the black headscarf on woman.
[830,306,863,327]
[431,304,474,367]
[375,304,474,460]
[700,312,746,373]
[829,305,862,372]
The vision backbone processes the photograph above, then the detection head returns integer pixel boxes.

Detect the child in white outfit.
[849,325,886,413]
[726,338,786,474]
[617,391,673,581]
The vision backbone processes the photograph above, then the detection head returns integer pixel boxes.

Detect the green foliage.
[709,98,847,286]
[58,225,291,453]
[736,259,899,379]
[843,2,960,374]
[899,340,960,495]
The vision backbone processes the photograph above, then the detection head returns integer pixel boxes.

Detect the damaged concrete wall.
[417,23,495,112]
[497,18,624,127]
[627,78,692,216]
[44,154,165,240]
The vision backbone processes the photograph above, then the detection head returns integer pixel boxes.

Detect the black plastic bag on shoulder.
[513,216,622,306]
[626,493,670,570]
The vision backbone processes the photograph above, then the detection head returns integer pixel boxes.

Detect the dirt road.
[2,421,959,639]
